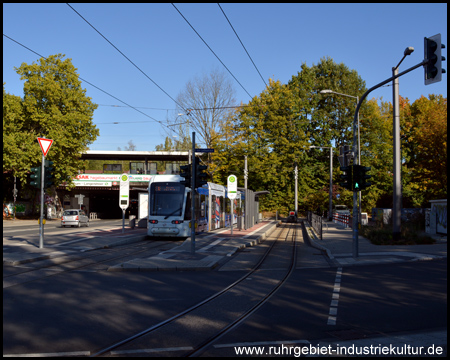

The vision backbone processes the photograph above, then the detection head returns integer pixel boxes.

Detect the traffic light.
[180,164,192,188]
[339,165,353,190]
[195,160,208,188]
[44,160,54,188]
[352,165,372,191]
[424,33,446,85]
[30,166,41,189]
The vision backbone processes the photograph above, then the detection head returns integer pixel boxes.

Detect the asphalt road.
[3,247,446,357]
[3,219,130,249]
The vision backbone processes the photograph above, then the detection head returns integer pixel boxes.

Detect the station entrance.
[56,150,193,220]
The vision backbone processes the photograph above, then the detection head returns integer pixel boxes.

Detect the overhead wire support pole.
[351,59,427,258]
[191,132,196,254]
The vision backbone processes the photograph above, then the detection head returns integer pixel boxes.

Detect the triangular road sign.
[37,137,53,157]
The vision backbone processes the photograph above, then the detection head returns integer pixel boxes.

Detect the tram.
[147,175,242,239]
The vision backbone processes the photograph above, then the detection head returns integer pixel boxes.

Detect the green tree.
[402,95,447,206]
[3,54,99,189]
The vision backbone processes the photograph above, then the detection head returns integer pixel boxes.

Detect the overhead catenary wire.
[171,3,254,100]
[3,33,184,138]
[217,3,268,88]
[66,3,189,116]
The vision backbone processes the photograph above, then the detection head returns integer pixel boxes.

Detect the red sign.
[37,138,53,156]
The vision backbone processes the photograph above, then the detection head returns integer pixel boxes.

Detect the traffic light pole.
[39,153,45,248]
[351,59,426,258]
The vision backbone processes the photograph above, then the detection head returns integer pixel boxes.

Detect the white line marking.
[327,267,343,326]
[3,351,90,357]
[47,237,94,247]
[198,238,225,252]
[214,340,310,348]
[110,347,193,355]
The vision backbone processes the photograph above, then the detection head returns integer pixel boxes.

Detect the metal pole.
[329,147,333,222]
[191,132,196,254]
[13,176,17,220]
[39,152,45,248]
[244,156,248,230]
[122,209,125,233]
[351,59,426,257]
[357,96,362,227]
[294,162,298,217]
[230,199,233,236]
[392,67,402,240]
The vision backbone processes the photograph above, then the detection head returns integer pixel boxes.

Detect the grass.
[360,221,436,245]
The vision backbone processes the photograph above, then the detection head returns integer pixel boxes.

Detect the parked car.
[61,209,89,228]
[334,205,350,215]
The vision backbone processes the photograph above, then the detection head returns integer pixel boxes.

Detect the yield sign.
[37,137,53,157]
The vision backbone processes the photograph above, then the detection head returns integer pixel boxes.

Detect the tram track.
[3,240,178,289]
[91,222,299,357]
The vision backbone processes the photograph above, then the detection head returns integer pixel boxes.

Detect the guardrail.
[306,211,323,240]
[333,212,351,228]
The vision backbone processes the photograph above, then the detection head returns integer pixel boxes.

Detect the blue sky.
[3,3,447,151]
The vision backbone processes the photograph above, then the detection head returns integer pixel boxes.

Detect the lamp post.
[309,146,333,221]
[392,47,414,240]
[320,89,361,224]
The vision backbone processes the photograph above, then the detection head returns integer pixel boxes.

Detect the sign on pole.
[37,137,53,157]
[227,175,237,235]
[227,175,237,200]
[119,173,130,233]
[37,137,53,249]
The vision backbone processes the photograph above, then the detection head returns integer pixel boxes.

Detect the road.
[2,224,447,356]
[3,219,128,249]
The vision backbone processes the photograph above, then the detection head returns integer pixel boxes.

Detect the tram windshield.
[150,183,185,217]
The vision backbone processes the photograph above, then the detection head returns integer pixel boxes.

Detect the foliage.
[360,222,435,245]
[3,54,99,191]
[401,95,447,206]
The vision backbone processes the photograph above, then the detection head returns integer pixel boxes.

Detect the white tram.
[147,175,242,239]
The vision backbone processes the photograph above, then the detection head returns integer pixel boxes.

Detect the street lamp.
[320,89,361,224]
[392,47,414,240]
[309,146,333,221]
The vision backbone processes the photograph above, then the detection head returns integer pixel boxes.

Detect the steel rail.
[91,223,298,357]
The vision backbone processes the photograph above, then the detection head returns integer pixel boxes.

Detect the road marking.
[198,238,225,252]
[327,267,342,325]
[47,237,94,247]
[214,339,310,348]
[110,347,193,355]
[3,351,90,357]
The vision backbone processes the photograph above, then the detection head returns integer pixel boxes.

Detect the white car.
[61,209,89,228]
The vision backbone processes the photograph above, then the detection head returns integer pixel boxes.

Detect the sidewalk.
[304,219,447,267]
[107,220,279,272]
[3,220,280,270]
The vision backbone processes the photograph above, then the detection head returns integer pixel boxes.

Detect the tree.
[171,68,236,149]
[221,58,369,214]
[401,95,447,205]
[3,54,99,190]
[118,140,136,151]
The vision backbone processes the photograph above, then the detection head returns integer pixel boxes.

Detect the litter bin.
[129,215,136,229]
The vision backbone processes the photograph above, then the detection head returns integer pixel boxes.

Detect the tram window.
[150,183,185,217]
[184,192,191,220]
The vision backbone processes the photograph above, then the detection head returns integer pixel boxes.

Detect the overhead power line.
[3,33,184,136]
[217,3,268,88]
[66,3,188,114]
[171,3,253,100]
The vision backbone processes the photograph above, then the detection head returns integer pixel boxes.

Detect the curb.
[303,221,335,260]
[108,221,280,272]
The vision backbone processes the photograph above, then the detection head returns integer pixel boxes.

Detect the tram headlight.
[171,220,183,224]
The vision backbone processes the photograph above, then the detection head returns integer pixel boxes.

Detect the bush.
[360,222,435,245]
